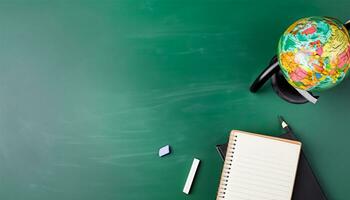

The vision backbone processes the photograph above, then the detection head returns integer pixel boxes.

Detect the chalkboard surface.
[0,1,350,200]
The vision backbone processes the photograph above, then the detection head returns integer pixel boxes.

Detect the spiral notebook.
[216,131,327,200]
[217,130,301,200]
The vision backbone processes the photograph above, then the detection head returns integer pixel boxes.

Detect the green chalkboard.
[1,1,350,199]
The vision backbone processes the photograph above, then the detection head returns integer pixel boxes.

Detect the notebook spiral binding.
[217,134,238,200]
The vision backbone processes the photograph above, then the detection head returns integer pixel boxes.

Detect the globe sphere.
[278,16,350,91]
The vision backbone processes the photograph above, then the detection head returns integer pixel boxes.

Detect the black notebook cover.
[216,131,327,200]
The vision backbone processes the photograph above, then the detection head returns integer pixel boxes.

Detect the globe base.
[271,70,310,104]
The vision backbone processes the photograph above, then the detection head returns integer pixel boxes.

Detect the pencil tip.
[281,121,288,128]
[278,115,288,128]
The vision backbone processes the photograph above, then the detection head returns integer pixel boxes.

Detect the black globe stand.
[345,20,350,30]
[271,70,310,104]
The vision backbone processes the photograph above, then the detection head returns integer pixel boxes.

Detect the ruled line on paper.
[226,183,289,199]
[226,185,287,200]
[226,174,290,192]
[233,161,294,177]
[231,167,293,183]
[234,154,297,170]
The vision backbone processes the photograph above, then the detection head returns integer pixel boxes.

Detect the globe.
[277,16,350,91]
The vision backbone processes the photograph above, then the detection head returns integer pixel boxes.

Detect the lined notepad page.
[217,130,301,200]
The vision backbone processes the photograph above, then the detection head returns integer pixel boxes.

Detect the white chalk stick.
[183,158,200,194]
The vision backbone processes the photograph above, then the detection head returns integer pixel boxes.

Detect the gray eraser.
[159,145,171,157]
